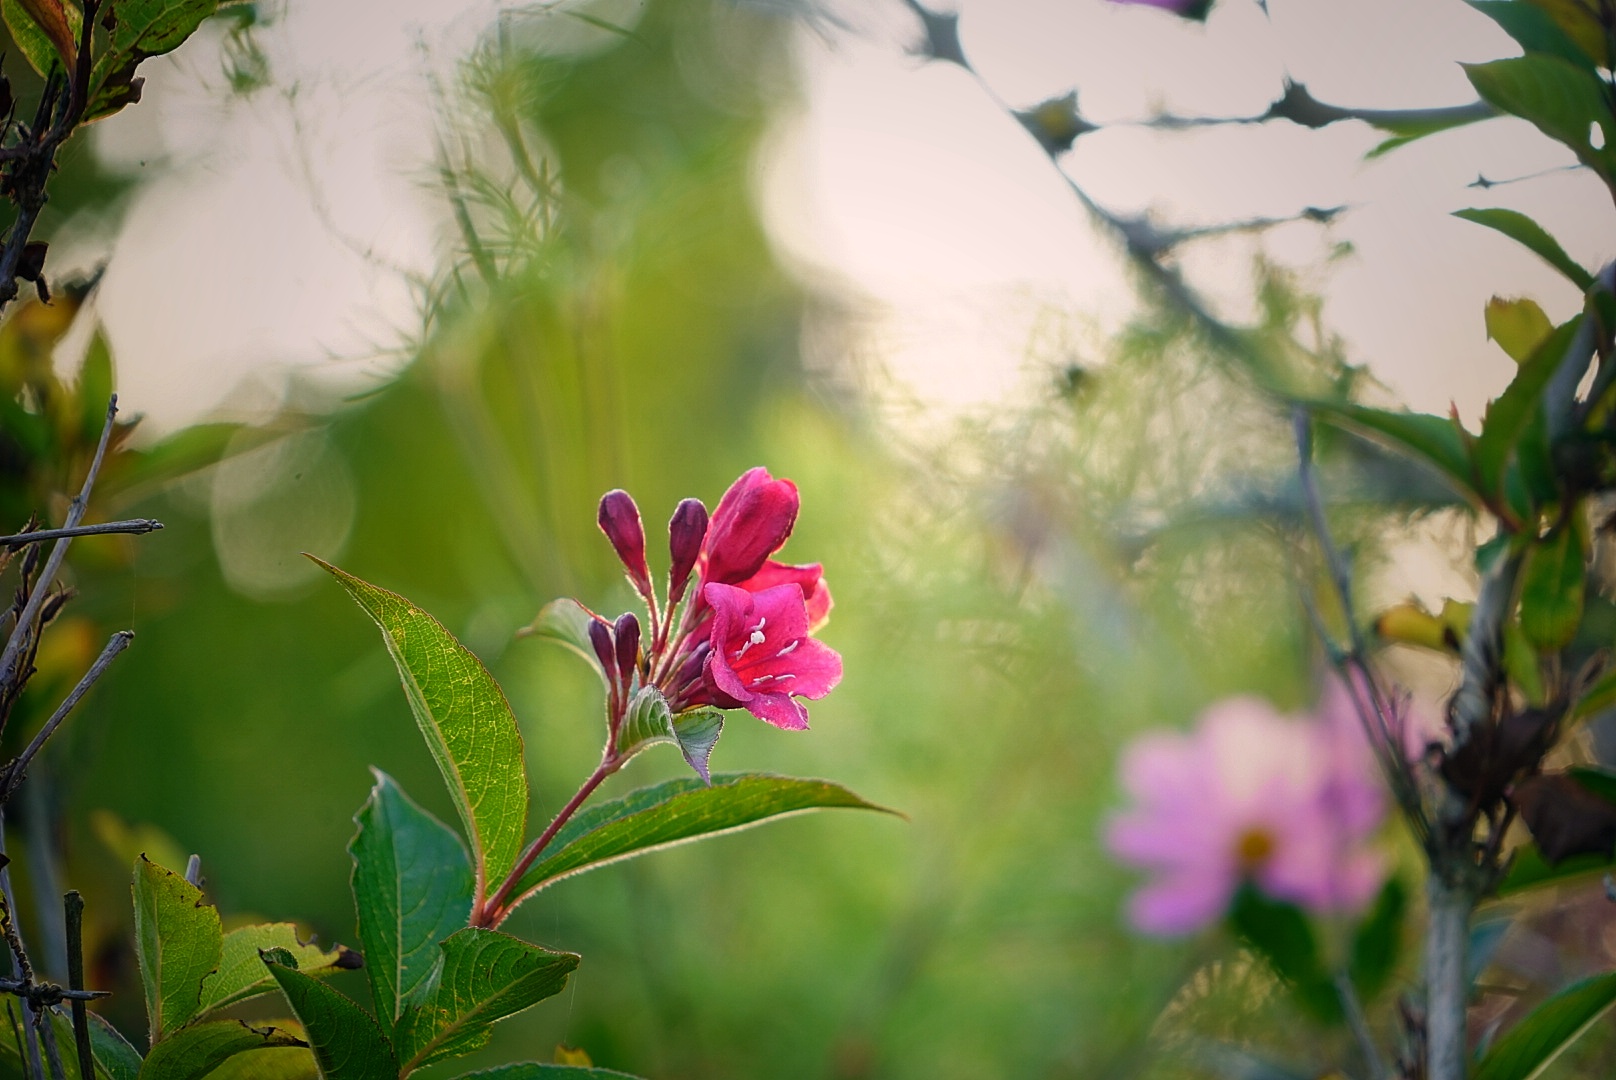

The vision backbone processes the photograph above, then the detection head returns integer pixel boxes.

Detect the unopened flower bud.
[587,618,616,679]
[667,498,709,606]
[613,612,641,684]
[598,489,652,600]
[674,639,712,690]
[703,468,799,586]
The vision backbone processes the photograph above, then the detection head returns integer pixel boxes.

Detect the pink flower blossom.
[700,582,842,730]
[1106,695,1386,936]
[700,467,800,587]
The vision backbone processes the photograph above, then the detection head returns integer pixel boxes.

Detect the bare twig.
[1336,972,1390,1080]
[63,893,92,1080]
[0,398,119,693]
[0,631,133,803]
[0,520,163,548]
[0,811,43,1080]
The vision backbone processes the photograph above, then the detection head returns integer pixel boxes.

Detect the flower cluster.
[582,468,842,773]
[1105,683,1388,936]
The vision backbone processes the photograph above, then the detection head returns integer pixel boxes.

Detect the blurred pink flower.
[1106,694,1386,936]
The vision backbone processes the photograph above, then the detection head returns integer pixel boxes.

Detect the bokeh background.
[5,0,1616,1077]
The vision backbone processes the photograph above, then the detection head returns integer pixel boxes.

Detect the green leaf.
[1456,208,1596,292]
[1476,317,1582,498]
[1226,886,1340,1023]
[264,960,397,1080]
[452,1068,648,1079]
[86,0,222,121]
[1568,766,1616,804]
[1496,845,1613,895]
[350,770,474,1025]
[1,0,77,76]
[1571,667,1616,720]
[1474,971,1616,1080]
[199,1044,319,1080]
[1307,402,1476,498]
[133,855,223,1045]
[506,773,896,912]
[1486,297,1555,363]
[519,599,607,685]
[137,1020,304,1080]
[314,559,528,904]
[1524,0,1612,67]
[196,924,353,1017]
[78,330,116,445]
[1472,1,1598,68]
[612,689,725,781]
[1464,56,1616,179]
[1519,523,1586,651]
[89,1012,143,1080]
[393,929,579,1072]
[1365,110,1491,158]
[1348,876,1406,1000]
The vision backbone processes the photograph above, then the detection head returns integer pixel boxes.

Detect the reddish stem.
[477,754,622,927]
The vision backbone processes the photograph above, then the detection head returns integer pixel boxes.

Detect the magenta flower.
[1106,695,1386,936]
[700,582,842,730]
[700,467,800,587]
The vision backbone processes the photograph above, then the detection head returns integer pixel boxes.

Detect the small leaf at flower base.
[264,960,397,1080]
[672,709,724,782]
[393,929,580,1072]
[1226,886,1341,1023]
[1455,208,1596,292]
[1464,56,1616,180]
[1348,877,1406,1001]
[1486,297,1555,364]
[350,770,474,1025]
[1307,402,1476,500]
[196,924,354,1018]
[1518,525,1586,651]
[137,1019,306,1080]
[451,1067,648,1080]
[313,559,528,907]
[614,686,675,759]
[1513,773,1616,864]
[1473,970,1616,1080]
[519,599,609,687]
[133,855,224,1045]
[502,774,897,914]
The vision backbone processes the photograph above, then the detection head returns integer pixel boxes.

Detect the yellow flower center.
[1235,827,1275,870]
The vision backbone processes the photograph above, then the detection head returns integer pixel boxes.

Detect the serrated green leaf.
[1474,971,1616,1080]
[133,855,222,1045]
[394,929,579,1072]
[137,1020,303,1080]
[199,1044,319,1080]
[672,709,724,782]
[1464,56,1616,178]
[1307,402,1477,498]
[519,599,607,685]
[615,686,673,758]
[1486,297,1555,363]
[1348,877,1406,1000]
[196,924,351,1017]
[314,559,528,906]
[1227,886,1341,1023]
[1519,524,1586,651]
[1456,208,1596,292]
[89,1012,143,1080]
[1472,1,1597,68]
[453,1067,647,1079]
[350,770,474,1025]
[1476,316,1582,498]
[264,961,396,1080]
[505,773,896,912]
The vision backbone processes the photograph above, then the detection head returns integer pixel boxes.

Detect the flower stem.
[1425,874,1472,1080]
[477,754,622,927]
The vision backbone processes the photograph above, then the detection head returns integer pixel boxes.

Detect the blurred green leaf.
[77,332,115,445]
[1495,845,1613,895]
[314,559,529,901]
[1348,876,1406,1000]
[1227,886,1340,1023]
[1519,523,1585,651]
[134,855,222,1044]
[1524,0,1612,66]
[1572,667,1616,720]
[1308,402,1476,498]
[506,773,897,908]
[197,924,352,1017]
[1455,208,1596,291]
[453,1068,647,1079]
[90,1012,143,1080]
[1476,317,1581,498]
[1571,767,1616,803]
[1486,297,1554,363]
[264,960,396,1080]
[1474,971,1616,1080]
[1366,110,1491,158]
[519,599,606,686]
[1472,1,1597,68]
[138,1020,304,1080]
[393,929,579,1072]
[1464,56,1616,178]
[350,770,474,1025]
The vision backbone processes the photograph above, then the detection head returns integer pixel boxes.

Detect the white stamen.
[777,640,799,656]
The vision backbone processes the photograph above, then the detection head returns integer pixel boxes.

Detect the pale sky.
[59,0,1616,433]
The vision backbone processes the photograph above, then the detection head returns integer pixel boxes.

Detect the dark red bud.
[587,618,616,678]
[703,469,799,586]
[674,639,712,689]
[598,489,652,598]
[613,612,641,684]
[667,498,709,606]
